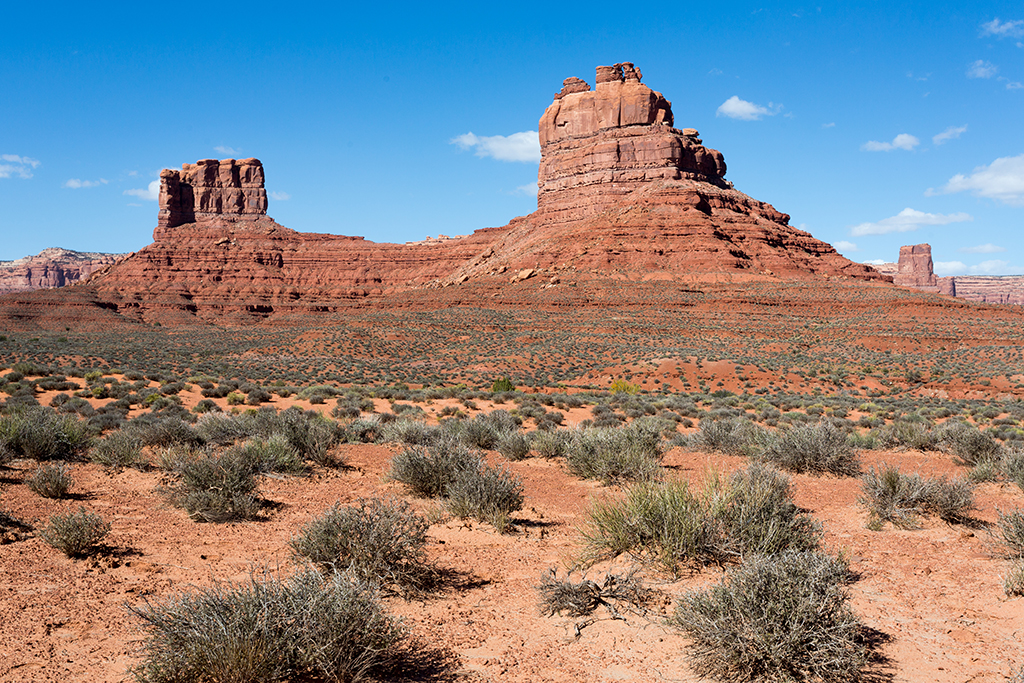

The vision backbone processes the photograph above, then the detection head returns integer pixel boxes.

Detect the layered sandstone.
[0,248,124,294]
[894,244,939,292]
[874,244,1024,306]
[538,62,727,226]
[158,158,268,230]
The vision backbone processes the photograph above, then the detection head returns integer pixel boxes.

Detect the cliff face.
[876,243,1024,306]
[894,244,939,292]
[0,248,124,294]
[3,62,890,326]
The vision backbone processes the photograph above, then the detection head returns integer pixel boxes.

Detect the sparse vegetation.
[163,448,263,522]
[40,506,110,557]
[760,421,860,476]
[27,461,73,498]
[564,420,663,484]
[537,568,652,617]
[860,464,976,528]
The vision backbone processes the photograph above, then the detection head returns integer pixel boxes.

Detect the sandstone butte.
[874,243,1024,306]
[0,248,125,295]
[1,62,900,327]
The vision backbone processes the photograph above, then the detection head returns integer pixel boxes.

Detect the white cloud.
[64,178,108,189]
[515,183,538,197]
[981,18,1024,38]
[1007,81,1023,90]
[715,96,782,121]
[862,134,920,152]
[960,243,1006,254]
[849,208,973,236]
[833,240,858,252]
[124,180,160,201]
[940,153,1024,206]
[933,125,967,145]
[935,259,1018,276]
[269,191,291,201]
[967,60,998,79]
[451,131,540,163]
[864,259,888,265]
[0,154,41,179]
[214,145,239,155]
[821,122,836,129]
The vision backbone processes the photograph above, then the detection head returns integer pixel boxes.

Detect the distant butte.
[1,62,892,326]
[876,243,1024,306]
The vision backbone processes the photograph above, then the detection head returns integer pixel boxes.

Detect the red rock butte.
[1,62,892,326]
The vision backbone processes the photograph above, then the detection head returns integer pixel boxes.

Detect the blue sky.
[2,2,1022,276]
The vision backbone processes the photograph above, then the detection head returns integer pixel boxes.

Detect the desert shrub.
[387,440,479,498]
[90,429,146,470]
[496,431,531,461]
[229,434,307,475]
[871,420,940,451]
[444,460,524,532]
[537,569,652,618]
[532,428,570,458]
[1005,561,1024,597]
[0,406,91,460]
[860,465,976,528]
[564,420,664,485]
[129,568,404,683]
[968,458,1001,482]
[760,421,860,477]
[491,377,515,393]
[693,417,770,457]
[378,418,440,446]
[40,506,110,557]
[57,396,96,417]
[343,417,382,444]
[192,398,221,414]
[455,412,517,450]
[1002,449,1024,491]
[291,498,436,594]
[126,416,203,449]
[166,449,262,522]
[579,463,820,574]
[940,422,1003,466]
[28,462,73,498]
[670,550,865,683]
[246,388,271,406]
[226,391,246,406]
[12,361,49,376]
[996,509,1024,557]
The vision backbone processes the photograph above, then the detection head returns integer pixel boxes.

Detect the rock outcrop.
[158,158,268,230]
[1,62,891,326]
[0,248,124,294]
[893,244,939,292]
[538,62,727,226]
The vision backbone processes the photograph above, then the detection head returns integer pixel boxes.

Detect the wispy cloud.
[64,178,108,189]
[981,18,1024,39]
[933,125,967,145]
[821,122,836,129]
[515,183,538,197]
[967,60,998,79]
[0,154,41,179]
[833,240,858,252]
[936,153,1024,206]
[214,145,239,156]
[124,180,160,201]
[451,131,540,163]
[269,191,291,201]
[861,134,919,152]
[935,259,1018,276]
[715,96,782,121]
[1006,81,1023,90]
[959,243,1006,254]
[849,208,973,236]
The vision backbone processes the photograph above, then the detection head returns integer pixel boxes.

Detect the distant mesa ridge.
[3,62,897,325]
[0,248,125,295]
[876,243,1024,306]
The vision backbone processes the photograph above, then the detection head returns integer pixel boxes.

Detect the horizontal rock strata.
[0,248,124,294]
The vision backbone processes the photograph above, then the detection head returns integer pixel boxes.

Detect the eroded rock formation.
[0,248,124,294]
[538,62,727,226]
[875,243,1024,306]
[894,244,939,292]
[158,158,268,230]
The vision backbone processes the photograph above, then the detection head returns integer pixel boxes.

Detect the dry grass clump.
[290,498,437,596]
[578,463,820,574]
[0,406,91,461]
[563,419,664,485]
[90,429,146,470]
[129,568,405,683]
[27,462,73,498]
[939,422,1003,466]
[670,550,865,683]
[537,568,653,618]
[760,421,860,477]
[40,506,110,558]
[860,464,976,528]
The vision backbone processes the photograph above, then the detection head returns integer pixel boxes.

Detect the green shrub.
[129,568,404,683]
[229,434,308,475]
[760,421,860,477]
[291,498,436,595]
[532,429,570,458]
[444,460,524,532]
[579,463,820,574]
[670,550,865,683]
[491,377,515,393]
[871,421,939,451]
[496,431,531,460]
[28,462,73,498]
[90,429,146,470]
[693,417,770,457]
[860,464,976,528]
[166,449,262,522]
[226,391,246,406]
[564,420,664,485]
[939,422,1003,466]
[387,441,479,499]
[40,506,110,557]
[0,407,91,460]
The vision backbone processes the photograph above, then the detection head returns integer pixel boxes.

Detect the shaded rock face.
[0,248,124,294]
[158,158,268,230]
[538,62,727,226]
[894,244,938,292]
